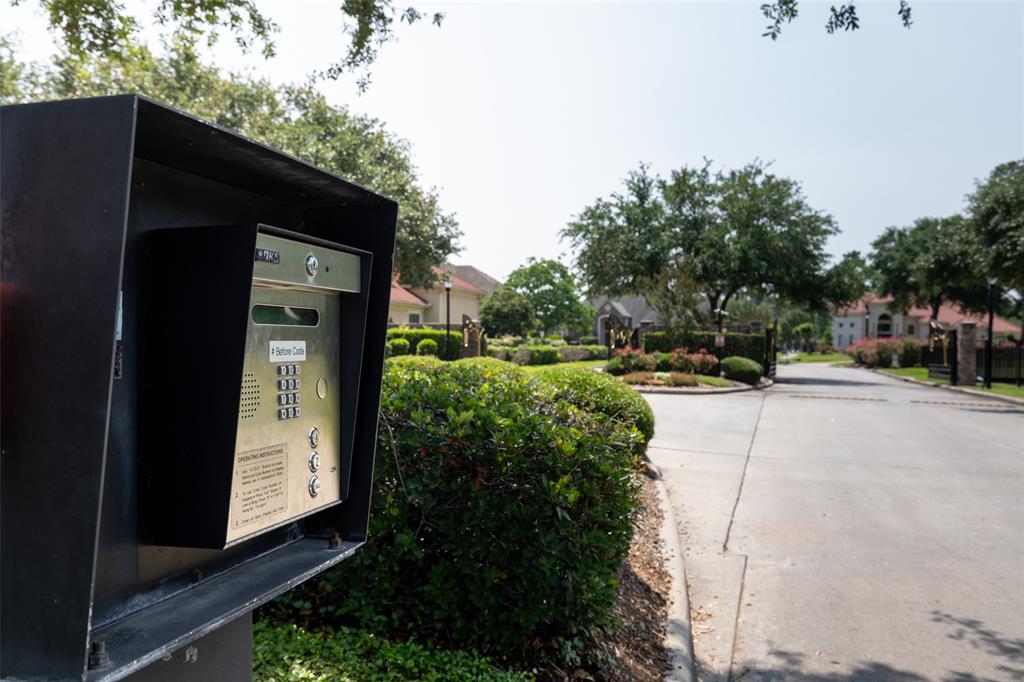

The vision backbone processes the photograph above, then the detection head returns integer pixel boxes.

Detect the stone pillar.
[957,322,977,386]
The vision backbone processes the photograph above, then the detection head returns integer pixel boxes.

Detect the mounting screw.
[328,531,341,549]
[88,640,110,669]
[305,254,319,276]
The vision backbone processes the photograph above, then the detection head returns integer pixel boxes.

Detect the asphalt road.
[646,363,1024,682]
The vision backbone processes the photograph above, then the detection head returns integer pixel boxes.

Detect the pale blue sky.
[4,1,1022,281]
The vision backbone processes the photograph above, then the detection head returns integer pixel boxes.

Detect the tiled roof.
[390,282,428,306]
[839,295,1018,333]
[430,266,486,294]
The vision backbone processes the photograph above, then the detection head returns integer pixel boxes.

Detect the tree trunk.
[718,291,735,332]
[930,299,941,321]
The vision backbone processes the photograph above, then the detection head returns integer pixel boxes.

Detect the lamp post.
[864,310,870,341]
[985,277,996,389]
[444,274,453,359]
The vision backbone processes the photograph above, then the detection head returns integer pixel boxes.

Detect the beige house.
[388,267,487,326]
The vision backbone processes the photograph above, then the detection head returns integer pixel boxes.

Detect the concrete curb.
[632,378,772,395]
[869,368,1024,407]
[655,479,697,682]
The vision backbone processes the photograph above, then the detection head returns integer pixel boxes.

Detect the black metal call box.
[1,95,397,680]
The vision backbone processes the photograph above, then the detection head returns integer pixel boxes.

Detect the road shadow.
[725,612,1024,682]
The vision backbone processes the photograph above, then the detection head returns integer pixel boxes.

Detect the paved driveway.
[646,363,1024,682]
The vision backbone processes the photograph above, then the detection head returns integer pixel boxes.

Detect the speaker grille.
[239,373,260,419]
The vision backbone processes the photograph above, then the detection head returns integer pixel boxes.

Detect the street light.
[444,274,453,359]
[985,276,996,389]
[864,311,870,341]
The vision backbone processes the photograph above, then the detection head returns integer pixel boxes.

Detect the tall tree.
[503,258,590,336]
[870,216,987,319]
[7,0,442,87]
[0,44,460,288]
[967,159,1024,293]
[479,288,535,338]
[563,161,840,331]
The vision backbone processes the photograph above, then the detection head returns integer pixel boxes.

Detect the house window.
[409,313,421,324]
[877,313,892,337]
[907,324,915,335]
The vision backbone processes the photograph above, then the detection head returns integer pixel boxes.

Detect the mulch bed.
[595,475,671,682]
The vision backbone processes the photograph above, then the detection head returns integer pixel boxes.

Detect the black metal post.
[445,281,452,359]
[985,281,995,389]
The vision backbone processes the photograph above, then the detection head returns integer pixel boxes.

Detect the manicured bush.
[875,339,896,368]
[666,347,718,375]
[253,621,530,682]
[580,335,599,345]
[897,337,923,367]
[417,338,439,356]
[644,331,765,364]
[721,356,763,385]
[847,338,900,368]
[388,337,410,356]
[387,354,445,369]
[487,345,515,361]
[293,358,640,665]
[512,345,560,365]
[604,347,657,376]
[536,365,655,450]
[386,327,462,360]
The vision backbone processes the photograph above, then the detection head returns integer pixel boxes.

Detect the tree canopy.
[563,161,860,330]
[869,216,987,319]
[8,0,442,88]
[479,288,535,338]
[0,42,460,288]
[503,258,592,336]
[967,159,1024,293]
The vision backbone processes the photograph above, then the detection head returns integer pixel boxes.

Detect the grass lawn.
[521,359,607,373]
[788,351,851,364]
[697,375,735,388]
[881,367,1024,400]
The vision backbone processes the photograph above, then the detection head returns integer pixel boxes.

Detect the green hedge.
[253,621,531,681]
[534,365,655,453]
[512,345,560,365]
[720,356,763,385]
[417,338,438,356]
[644,331,765,363]
[282,357,640,666]
[386,327,462,361]
[580,336,599,345]
[557,345,608,362]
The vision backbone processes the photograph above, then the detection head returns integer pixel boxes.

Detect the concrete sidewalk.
[647,363,1023,682]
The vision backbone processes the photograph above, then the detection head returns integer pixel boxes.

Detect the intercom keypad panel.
[225,232,360,545]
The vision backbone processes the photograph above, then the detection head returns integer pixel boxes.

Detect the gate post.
[957,322,977,386]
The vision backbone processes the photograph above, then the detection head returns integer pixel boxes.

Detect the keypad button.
[287,364,295,375]
[287,393,295,405]
[287,378,296,390]
[308,475,321,497]
[294,365,301,375]
[308,451,320,472]
[279,394,288,406]
[294,378,301,389]
[278,408,288,420]
[278,365,287,376]
[278,379,288,390]
[294,393,301,403]
[287,407,295,418]
[294,406,301,417]
[309,427,320,448]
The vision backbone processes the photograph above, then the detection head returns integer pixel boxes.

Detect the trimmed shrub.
[604,347,657,376]
[512,345,560,365]
[536,365,655,449]
[580,335,599,345]
[644,331,765,364]
[417,338,438,356]
[294,358,640,665]
[487,345,514,361]
[875,339,896,368]
[847,338,899,368]
[386,327,462,360]
[665,347,718,375]
[387,354,444,369]
[388,337,410,356]
[721,356,763,385]
[897,338,923,367]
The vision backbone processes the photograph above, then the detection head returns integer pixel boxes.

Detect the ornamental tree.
[504,259,591,336]
[479,288,535,338]
[563,161,843,331]
[967,159,1024,293]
